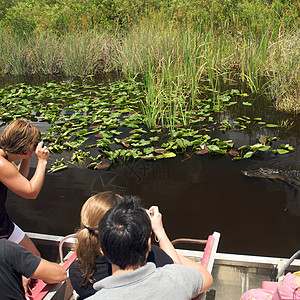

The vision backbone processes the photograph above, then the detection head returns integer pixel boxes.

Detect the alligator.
[242,168,300,187]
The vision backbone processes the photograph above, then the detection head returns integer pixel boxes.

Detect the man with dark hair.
[87,199,213,299]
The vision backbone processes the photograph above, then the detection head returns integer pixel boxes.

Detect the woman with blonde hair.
[0,119,49,256]
[69,191,179,299]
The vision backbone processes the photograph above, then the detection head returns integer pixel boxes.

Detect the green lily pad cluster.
[0,80,294,172]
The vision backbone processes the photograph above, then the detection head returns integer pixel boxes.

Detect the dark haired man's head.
[98,197,152,270]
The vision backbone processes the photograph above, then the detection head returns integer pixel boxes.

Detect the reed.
[140,66,163,129]
[118,19,224,128]
[0,34,28,75]
[268,30,300,113]
[60,30,114,76]
[28,31,61,74]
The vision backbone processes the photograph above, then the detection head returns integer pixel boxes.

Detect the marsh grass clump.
[61,30,116,76]
[29,31,62,74]
[0,33,29,75]
[268,31,300,114]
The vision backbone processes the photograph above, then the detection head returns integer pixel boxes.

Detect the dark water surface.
[6,124,300,259]
[3,76,300,259]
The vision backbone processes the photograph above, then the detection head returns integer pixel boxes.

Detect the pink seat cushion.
[261,281,280,292]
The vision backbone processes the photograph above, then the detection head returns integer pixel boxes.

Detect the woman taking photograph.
[0,119,49,256]
[69,191,181,299]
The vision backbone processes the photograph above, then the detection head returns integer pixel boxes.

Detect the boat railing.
[26,231,220,300]
[172,232,221,274]
[58,233,78,263]
[172,232,221,300]
[276,249,300,280]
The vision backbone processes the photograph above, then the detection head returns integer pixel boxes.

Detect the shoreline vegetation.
[0,0,299,115]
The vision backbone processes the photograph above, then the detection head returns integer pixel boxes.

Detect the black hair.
[98,196,152,270]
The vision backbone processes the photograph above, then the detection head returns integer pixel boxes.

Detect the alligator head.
[242,168,300,187]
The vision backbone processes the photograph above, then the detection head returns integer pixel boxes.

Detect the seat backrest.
[25,234,78,300]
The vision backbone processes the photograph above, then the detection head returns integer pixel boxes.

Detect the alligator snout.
[242,168,300,186]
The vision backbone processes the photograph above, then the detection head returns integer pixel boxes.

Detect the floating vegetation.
[48,158,69,173]
[0,80,295,171]
[69,149,90,165]
[273,144,294,155]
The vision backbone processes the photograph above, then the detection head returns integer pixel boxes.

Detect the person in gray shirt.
[87,197,213,300]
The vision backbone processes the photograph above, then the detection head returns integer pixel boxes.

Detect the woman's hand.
[35,142,49,162]
[148,206,164,237]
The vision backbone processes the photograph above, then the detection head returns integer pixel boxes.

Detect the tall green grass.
[0,30,115,76]
[61,30,114,76]
[29,32,61,74]
[269,30,300,113]
[0,33,28,75]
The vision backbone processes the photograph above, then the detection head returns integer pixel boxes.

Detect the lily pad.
[228,149,239,157]
[155,148,167,154]
[238,145,250,151]
[94,163,111,169]
[195,149,209,155]
[244,151,254,158]
[121,139,130,147]
[257,146,270,151]
[273,149,289,154]
[280,144,294,151]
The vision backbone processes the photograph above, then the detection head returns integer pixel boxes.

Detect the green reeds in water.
[120,20,216,130]
[141,66,163,129]
[269,30,300,113]
[0,34,28,75]
[61,30,113,76]
[29,31,61,74]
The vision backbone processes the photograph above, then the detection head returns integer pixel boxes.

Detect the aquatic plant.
[48,158,69,173]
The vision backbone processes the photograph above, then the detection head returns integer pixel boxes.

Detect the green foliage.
[0,0,298,36]
[0,0,103,35]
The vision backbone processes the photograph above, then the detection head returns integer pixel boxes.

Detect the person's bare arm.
[148,206,181,265]
[31,259,67,284]
[18,158,31,178]
[179,254,213,293]
[0,142,49,199]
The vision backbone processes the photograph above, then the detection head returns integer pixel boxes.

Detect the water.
[7,134,300,259]
[3,77,300,259]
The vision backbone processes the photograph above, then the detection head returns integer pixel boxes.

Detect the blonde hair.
[0,119,40,154]
[76,191,123,286]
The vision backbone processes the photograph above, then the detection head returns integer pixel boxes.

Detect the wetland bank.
[0,0,299,258]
